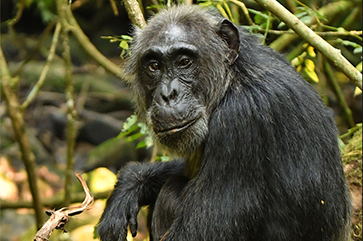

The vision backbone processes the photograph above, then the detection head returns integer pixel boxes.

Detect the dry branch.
[33,172,94,241]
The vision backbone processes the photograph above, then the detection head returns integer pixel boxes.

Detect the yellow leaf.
[216,4,229,19]
[222,2,234,22]
[356,62,362,72]
[305,59,315,71]
[354,87,362,97]
[307,46,316,57]
[304,59,319,83]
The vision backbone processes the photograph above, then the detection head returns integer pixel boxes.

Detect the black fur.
[98,5,351,241]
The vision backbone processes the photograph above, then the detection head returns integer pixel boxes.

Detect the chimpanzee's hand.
[97,160,185,241]
[97,190,140,241]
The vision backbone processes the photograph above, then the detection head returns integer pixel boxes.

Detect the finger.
[117,226,128,241]
[129,215,138,237]
[129,203,139,237]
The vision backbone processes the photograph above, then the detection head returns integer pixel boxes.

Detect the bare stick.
[33,172,94,241]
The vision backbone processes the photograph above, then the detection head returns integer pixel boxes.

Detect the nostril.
[169,89,177,100]
[162,94,169,105]
[161,89,178,105]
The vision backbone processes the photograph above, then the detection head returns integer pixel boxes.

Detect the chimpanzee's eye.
[179,58,192,69]
[148,61,160,72]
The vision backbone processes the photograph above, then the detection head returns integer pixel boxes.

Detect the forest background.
[0,0,362,240]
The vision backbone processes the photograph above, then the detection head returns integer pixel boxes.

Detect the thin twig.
[228,0,254,26]
[7,1,25,29]
[57,0,77,207]
[262,12,271,45]
[323,61,355,128]
[64,7,122,78]
[109,0,119,15]
[20,22,62,111]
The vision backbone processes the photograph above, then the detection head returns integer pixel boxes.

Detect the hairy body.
[98,5,351,241]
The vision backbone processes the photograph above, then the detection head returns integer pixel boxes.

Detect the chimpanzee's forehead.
[157,24,189,45]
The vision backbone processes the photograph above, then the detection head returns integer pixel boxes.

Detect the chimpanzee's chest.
[150,175,189,240]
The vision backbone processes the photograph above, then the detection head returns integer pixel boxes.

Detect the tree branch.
[255,0,362,89]
[269,1,355,51]
[63,7,122,78]
[0,48,44,229]
[123,0,147,28]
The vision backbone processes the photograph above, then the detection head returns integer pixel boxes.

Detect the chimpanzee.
[97,5,351,241]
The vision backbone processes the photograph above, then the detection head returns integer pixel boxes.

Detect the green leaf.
[125,132,143,142]
[157,155,170,162]
[144,136,154,148]
[123,115,138,131]
[198,2,212,7]
[353,47,362,55]
[136,140,147,149]
[119,40,129,50]
[294,11,308,19]
[136,136,154,149]
[138,122,149,135]
[337,27,345,33]
[117,124,138,139]
[338,138,345,151]
[299,15,312,25]
[121,35,133,41]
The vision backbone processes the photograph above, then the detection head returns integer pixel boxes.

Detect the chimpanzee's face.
[138,25,209,154]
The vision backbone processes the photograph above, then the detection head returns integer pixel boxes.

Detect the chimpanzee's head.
[124,6,240,155]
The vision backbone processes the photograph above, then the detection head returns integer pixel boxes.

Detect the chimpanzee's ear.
[217,19,240,64]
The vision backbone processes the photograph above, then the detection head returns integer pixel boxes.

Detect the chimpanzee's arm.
[97,159,185,241]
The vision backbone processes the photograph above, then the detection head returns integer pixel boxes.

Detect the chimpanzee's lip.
[157,117,199,135]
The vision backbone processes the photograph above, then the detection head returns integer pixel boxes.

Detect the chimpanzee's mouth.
[157,117,199,135]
